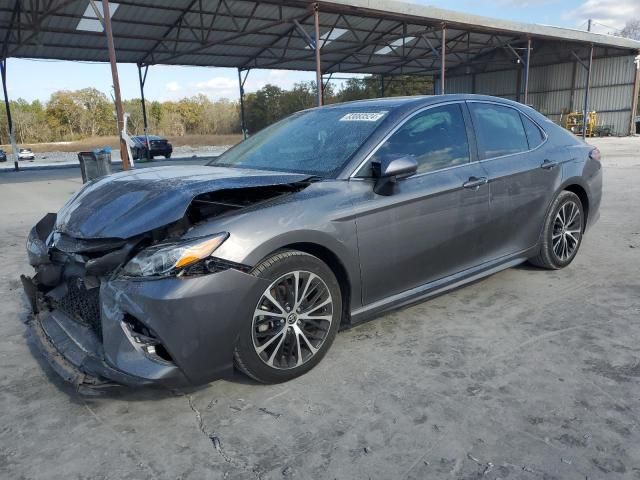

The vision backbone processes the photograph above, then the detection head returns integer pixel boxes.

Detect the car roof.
[316,94,531,115]
[134,135,163,140]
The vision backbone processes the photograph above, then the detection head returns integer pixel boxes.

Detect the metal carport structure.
[1,0,640,169]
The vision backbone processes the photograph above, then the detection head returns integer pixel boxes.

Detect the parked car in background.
[23,94,601,390]
[131,135,173,160]
[18,148,35,161]
[0,149,6,162]
[635,115,639,134]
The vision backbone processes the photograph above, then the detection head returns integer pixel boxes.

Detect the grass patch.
[1,134,243,153]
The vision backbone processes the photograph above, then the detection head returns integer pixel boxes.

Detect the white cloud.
[166,81,182,92]
[564,0,640,33]
[194,77,237,91]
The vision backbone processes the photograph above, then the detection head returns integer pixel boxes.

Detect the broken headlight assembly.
[122,232,229,277]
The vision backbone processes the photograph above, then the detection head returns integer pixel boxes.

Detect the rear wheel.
[234,250,342,383]
[529,191,584,269]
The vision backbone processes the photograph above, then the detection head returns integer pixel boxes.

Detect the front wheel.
[234,250,342,383]
[529,191,584,269]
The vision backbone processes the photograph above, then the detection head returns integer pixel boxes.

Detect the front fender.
[217,228,362,313]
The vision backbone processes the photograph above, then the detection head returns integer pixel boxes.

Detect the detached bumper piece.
[23,276,151,391]
[31,310,151,390]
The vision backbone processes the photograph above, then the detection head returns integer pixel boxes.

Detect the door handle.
[541,159,558,170]
[463,176,488,189]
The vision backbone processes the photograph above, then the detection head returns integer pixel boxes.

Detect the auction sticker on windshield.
[339,112,387,122]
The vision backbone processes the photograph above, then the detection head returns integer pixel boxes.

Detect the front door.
[351,102,491,306]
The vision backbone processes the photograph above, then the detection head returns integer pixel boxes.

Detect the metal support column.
[238,68,249,139]
[582,45,594,139]
[322,73,333,104]
[630,54,640,135]
[524,38,531,105]
[314,3,322,106]
[440,24,446,95]
[101,0,130,169]
[0,58,18,171]
[569,59,578,111]
[137,63,150,161]
[380,75,385,97]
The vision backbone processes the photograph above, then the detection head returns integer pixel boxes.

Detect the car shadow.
[512,262,543,271]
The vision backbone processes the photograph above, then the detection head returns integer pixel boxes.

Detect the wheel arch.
[281,242,352,325]
[560,182,590,232]
[245,233,356,326]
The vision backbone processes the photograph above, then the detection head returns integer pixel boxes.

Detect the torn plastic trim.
[29,307,151,389]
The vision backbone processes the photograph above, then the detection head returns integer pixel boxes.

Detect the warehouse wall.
[447,54,638,135]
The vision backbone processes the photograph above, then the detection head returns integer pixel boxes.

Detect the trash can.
[78,148,112,183]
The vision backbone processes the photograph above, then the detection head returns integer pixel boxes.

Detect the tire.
[234,250,342,383]
[164,153,171,159]
[529,191,585,269]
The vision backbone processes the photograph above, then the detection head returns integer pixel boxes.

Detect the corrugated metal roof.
[1,0,639,74]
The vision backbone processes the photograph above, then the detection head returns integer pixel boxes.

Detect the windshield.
[208,107,389,177]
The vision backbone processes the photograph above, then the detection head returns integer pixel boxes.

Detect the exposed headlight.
[122,233,229,277]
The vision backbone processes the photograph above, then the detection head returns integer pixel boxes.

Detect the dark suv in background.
[131,135,173,160]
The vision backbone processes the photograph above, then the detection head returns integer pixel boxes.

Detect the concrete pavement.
[1,137,639,479]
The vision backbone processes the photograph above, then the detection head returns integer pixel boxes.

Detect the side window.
[521,114,545,149]
[469,103,529,159]
[370,104,470,175]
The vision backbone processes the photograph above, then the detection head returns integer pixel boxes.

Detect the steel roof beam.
[8,0,78,57]
[139,0,199,64]
[1,0,21,59]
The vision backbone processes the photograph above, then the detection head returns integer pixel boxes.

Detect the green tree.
[76,87,113,136]
[46,90,84,139]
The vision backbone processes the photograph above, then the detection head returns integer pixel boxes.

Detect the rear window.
[469,103,529,159]
[521,114,545,149]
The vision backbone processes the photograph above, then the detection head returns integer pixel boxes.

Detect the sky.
[3,0,639,104]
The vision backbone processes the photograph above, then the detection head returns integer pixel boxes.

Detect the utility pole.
[0,59,18,171]
[440,23,446,95]
[101,0,130,169]
[314,3,323,106]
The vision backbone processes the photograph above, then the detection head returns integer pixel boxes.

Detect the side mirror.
[371,155,418,195]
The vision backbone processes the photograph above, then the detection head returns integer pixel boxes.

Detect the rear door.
[352,102,492,305]
[467,101,563,259]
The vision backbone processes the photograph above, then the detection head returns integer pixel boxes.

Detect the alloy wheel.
[252,270,334,370]
[552,200,582,262]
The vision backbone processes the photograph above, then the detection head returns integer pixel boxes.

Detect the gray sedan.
[22,94,602,389]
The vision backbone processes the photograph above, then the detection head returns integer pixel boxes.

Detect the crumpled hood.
[55,165,311,239]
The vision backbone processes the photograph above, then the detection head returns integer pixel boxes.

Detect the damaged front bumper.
[23,213,271,390]
[23,278,152,389]
[23,268,270,389]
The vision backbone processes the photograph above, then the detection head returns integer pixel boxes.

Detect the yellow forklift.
[562,111,597,137]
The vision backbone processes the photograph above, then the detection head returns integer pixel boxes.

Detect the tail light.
[589,147,601,162]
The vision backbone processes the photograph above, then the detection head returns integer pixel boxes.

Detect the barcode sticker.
[339,112,387,122]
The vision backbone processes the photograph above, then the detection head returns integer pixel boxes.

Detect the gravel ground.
[11,144,231,165]
[0,136,639,479]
